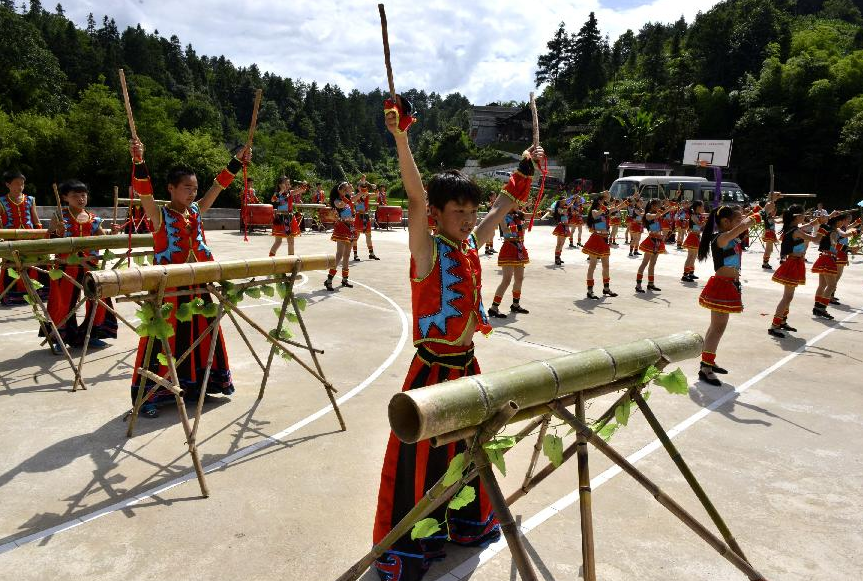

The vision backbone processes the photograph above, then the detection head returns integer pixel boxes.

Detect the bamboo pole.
[126,277,167,438]
[575,393,596,581]
[115,197,169,207]
[0,229,49,240]
[631,390,751,565]
[85,254,336,298]
[389,332,703,443]
[548,402,767,581]
[52,182,63,221]
[260,266,298,399]
[530,92,539,148]
[0,234,153,260]
[378,4,397,102]
[519,415,549,495]
[246,89,263,149]
[112,185,119,227]
[191,304,226,442]
[118,69,138,141]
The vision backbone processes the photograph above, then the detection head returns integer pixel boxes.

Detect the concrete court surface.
[0,223,861,581]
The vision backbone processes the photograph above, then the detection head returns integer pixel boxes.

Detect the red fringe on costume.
[331,220,355,243]
[836,250,849,266]
[639,236,667,255]
[272,215,300,238]
[811,253,838,275]
[772,256,806,286]
[498,240,529,266]
[552,223,571,238]
[699,275,744,314]
[763,230,778,243]
[582,232,610,257]
[683,232,701,250]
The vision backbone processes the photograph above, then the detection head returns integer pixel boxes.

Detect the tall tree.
[535,22,575,88]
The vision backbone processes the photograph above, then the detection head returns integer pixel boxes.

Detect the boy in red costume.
[1,171,44,305]
[373,95,543,581]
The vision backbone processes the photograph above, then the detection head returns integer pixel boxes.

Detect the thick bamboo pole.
[86,254,336,298]
[390,332,703,443]
[0,229,49,240]
[0,234,152,259]
[115,197,168,207]
[548,402,766,581]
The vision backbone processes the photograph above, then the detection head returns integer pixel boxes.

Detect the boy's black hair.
[59,179,89,197]
[166,166,196,187]
[426,170,481,211]
[3,170,25,183]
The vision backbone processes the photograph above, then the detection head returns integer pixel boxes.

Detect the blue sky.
[62,0,724,104]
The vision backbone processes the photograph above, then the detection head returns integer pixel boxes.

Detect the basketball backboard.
[682,140,732,167]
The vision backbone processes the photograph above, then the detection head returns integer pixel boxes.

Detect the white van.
[609,176,708,200]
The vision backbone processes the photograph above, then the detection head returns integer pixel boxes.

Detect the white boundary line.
[434,308,862,581]
[0,276,409,556]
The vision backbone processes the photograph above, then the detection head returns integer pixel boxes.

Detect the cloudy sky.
[62,0,723,104]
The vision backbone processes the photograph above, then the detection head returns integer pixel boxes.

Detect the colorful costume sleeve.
[215,156,243,189]
[501,154,538,204]
[132,160,154,196]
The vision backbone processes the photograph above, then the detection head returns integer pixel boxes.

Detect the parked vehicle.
[609,175,708,200]
[669,181,750,208]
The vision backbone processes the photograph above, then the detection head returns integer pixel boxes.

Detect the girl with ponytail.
[695,205,752,386]
[681,200,705,282]
[325,182,361,291]
[811,213,855,318]
[767,205,825,337]
[635,198,668,293]
[583,191,623,299]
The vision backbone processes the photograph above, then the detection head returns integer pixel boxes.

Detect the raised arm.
[30,200,42,229]
[716,216,753,248]
[385,96,432,272]
[129,139,162,231]
[199,146,251,214]
[475,146,544,245]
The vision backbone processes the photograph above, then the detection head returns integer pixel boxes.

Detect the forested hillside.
[1,0,862,206]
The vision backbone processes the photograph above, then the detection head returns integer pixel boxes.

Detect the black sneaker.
[768,327,785,338]
[633,251,641,256]
[830,297,840,305]
[780,322,797,332]
[681,275,692,282]
[711,365,728,375]
[698,367,721,386]
[762,263,772,270]
[586,291,600,300]
[603,288,618,297]
[813,308,834,320]
[510,304,529,314]
[488,307,507,318]
[324,279,335,292]
[341,279,354,288]
[635,285,645,294]
[353,255,361,261]
[647,284,661,291]
[369,254,381,260]
[554,258,564,265]
[567,243,576,249]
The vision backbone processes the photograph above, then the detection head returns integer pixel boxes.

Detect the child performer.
[377,184,388,206]
[552,195,572,265]
[353,181,379,260]
[682,200,705,281]
[270,176,300,256]
[768,205,825,337]
[832,214,860,304]
[313,182,326,205]
[696,206,752,386]
[812,214,855,319]
[373,95,543,581]
[567,192,585,248]
[325,182,361,290]
[583,191,621,298]
[635,199,668,293]
[1,170,43,305]
[243,177,259,204]
[43,180,118,350]
[628,196,644,257]
[484,191,498,255]
[488,206,530,317]
[761,192,780,269]
[608,200,622,247]
[127,139,244,418]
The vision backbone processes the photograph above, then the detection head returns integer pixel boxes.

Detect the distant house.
[468,106,533,146]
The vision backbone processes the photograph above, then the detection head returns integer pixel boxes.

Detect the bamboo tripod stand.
[0,249,151,391]
[120,262,345,497]
[338,361,766,581]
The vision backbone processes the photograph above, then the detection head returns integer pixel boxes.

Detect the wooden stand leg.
[191,305,225,442]
[520,415,550,494]
[632,391,750,563]
[127,279,167,437]
[72,300,99,391]
[575,393,596,581]
[548,401,766,581]
[260,267,298,398]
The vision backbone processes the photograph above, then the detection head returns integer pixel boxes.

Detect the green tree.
[535,22,575,88]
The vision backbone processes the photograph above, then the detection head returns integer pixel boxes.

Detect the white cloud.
[62,0,723,105]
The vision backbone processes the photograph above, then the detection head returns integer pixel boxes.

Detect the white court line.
[490,331,574,354]
[0,276,409,556]
[435,308,862,581]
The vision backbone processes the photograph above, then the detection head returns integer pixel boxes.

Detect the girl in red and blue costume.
[760,192,780,269]
[126,139,244,418]
[488,208,530,317]
[811,214,855,319]
[43,180,118,349]
[373,94,544,581]
[635,199,668,293]
[325,182,362,291]
[696,206,753,386]
[1,170,45,305]
[270,176,300,257]
[583,191,623,299]
[832,214,858,305]
[551,194,571,265]
[682,200,705,282]
[567,191,585,248]
[353,177,380,260]
[768,205,825,337]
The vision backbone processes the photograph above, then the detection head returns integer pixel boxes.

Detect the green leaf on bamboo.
[641,364,660,384]
[442,452,467,486]
[152,317,174,340]
[245,286,261,299]
[48,268,64,280]
[156,353,170,366]
[447,486,476,511]
[615,399,632,426]
[295,297,307,311]
[102,249,116,260]
[286,311,299,323]
[484,436,516,450]
[23,294,34,306]
[542,434,564,468]
[30,280,44,291]
[7,268,19,279]
[189,297,206,314]
[279,351,293,362]
[655,368,689,395]
[159,303,174,318]
[176,302,194,322]
[410,518,442,541]
[276,282,288,299]
[201,303,219,318]
[66,254,82,265]
[484,446,507,476]
[260,284,275,297]
[597,423,620,441]
[272,307,283,318]
[220,280,235,294]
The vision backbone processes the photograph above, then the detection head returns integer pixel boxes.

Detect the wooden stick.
[52,182,62,221]
[118,69,138,141]
[112,186,119,227]
[530,91,539,148]
[768,164,774,195]
[260,267,298,399]
[245,88,263,149]
[378,4,397,101]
